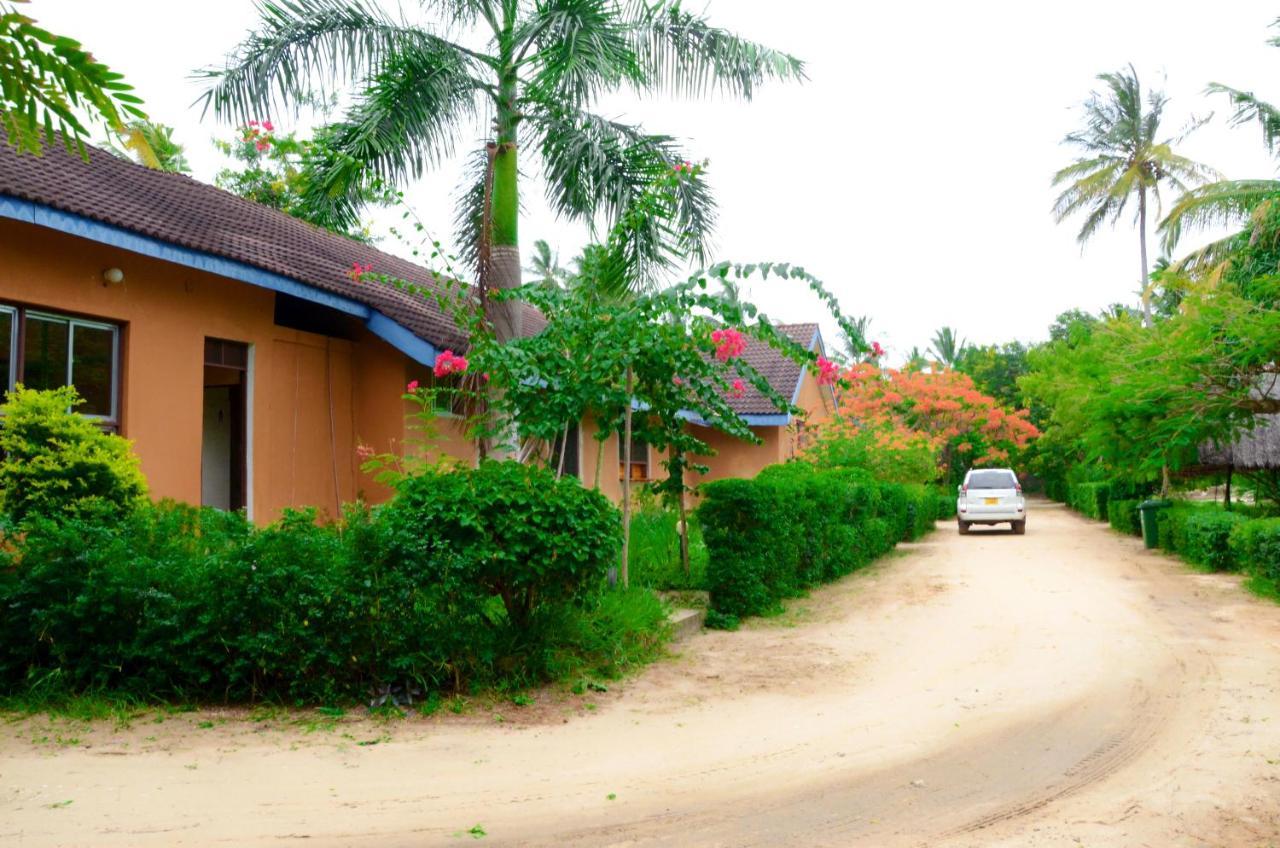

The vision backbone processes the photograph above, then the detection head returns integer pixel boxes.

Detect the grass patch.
[1245,573,1280,604]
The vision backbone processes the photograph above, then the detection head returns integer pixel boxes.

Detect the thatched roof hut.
[1198,414,1280,470]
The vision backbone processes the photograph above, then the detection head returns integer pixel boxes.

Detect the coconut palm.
[1052,65,1217,325]
[929,326,967,369]
[199,0,803,341]
[1160,85,1280,276]
[107,120,190,173]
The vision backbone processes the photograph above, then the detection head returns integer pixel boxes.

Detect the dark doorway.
[202,339,248,511]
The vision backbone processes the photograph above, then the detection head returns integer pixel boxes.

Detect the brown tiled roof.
[0,139,543,354]
[726,322,821,416]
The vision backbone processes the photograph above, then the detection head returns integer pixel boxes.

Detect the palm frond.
[518,0,643,104]
[1206,83,1280,156]
[1159,179,1280,254]
[623,0,805,99]
[452,146,491,274]
[299,43,480,232]
[196,0,477,122]
[529,104,716,265]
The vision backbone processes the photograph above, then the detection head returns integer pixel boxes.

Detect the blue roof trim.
[681,409,792,428]
[0,195,438,366]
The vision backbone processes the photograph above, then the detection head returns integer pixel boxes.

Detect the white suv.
[957,468,1026,535]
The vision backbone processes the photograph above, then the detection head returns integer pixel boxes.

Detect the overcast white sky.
[29,1,1280,358]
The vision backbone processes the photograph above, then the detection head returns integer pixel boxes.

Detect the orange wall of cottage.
[575,367,837,503]
[0,217,459,522]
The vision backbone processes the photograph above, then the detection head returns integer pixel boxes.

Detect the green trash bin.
[1138,499,1170,549]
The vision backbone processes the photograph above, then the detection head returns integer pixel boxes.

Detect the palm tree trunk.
[620,368,634,590]
[488,26,523,344]
[1139,186,1152,328]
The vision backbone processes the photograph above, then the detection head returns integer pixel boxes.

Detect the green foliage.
[1231,518,1280,583]
[1152,503,1249,572]
[0,2,147,155]
[1108,499,1142,536]
[105,120,189,172]
[697,464,939,620]
[1068,482,1110,521]
[957,342,1031,413]
[0,463,648,704]
[214,121,394,241]
[627,507,708,590]
[383,461,621,629]
[0,385,147,525]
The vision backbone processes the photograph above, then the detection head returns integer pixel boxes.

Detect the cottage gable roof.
[0,140,548,361]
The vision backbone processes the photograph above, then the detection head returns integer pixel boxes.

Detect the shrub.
[383,461,621,630]
[932,486,958,520]
[0,385,147,524]
[1231,518,1280,583]
[1108,499,1142,536]
[0,462,641,704]
[1068,482,1110,521]
[1179,510,1249,571]
[698,463,932,620]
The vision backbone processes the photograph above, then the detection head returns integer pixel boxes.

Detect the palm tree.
[929,326,966,369]
[199,1,803,342]
[903,347,928,372]
[1052,65,1217,325]
[1160,84,1280,275]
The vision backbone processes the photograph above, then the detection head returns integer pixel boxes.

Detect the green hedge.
[0,461,649,703]
[1108,499,1142,536]
[1231,519,1280,583]
[1151,503,1250,572]
[698,464,940,622]
[1067,482,1110,521]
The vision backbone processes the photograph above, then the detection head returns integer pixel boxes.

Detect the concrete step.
[668,607,705,641]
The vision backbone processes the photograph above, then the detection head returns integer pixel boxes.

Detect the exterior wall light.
[102,267,125,286]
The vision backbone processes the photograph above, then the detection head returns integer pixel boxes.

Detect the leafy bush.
[1108,499,1142,536]
[698,463,935,620]
[0,385,147,524]
[0,462,643,704]
[1231,518,1280,583]
[1179,510,1249,571]
[932,486,958,520]
[1068,481,1110,521]
[383,461,620,629]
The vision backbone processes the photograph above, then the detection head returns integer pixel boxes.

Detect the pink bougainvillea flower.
[871,340,885,358]
[672,376,684,386]
[261,120,274,131]
[355,444,375,460]
[482,372,491,382]
[248,120,260,128]
[711,328,746,362]
[816,355,841,386]
[434,350,469,378]
[406,380,420,392]
[731,378,746,397]
[346,261,372,281]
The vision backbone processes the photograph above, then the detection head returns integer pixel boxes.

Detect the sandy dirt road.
[3,499,1279,847]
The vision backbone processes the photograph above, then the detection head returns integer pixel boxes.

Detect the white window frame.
[25,310,121,422]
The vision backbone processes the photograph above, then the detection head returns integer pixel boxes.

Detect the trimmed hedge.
[1108,499,1142,536]
[698,464,941,622]
[1231,519,1280,583]
[1151,503,1250,572]
[1068,482,1110,521]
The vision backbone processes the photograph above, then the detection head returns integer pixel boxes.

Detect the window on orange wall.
[618,432,649,481]
[1,303,121,427]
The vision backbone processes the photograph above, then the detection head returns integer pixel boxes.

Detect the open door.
[202,339,248,511]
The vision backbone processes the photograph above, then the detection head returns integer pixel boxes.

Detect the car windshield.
[967,470,1017,490]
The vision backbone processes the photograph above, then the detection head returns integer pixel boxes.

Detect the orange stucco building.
[0,143,833,521]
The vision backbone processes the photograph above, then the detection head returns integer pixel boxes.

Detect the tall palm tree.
[199,0,803,342]
[929,326,966,369]
[1052,65,1217,326]
[1160,84,1280,275]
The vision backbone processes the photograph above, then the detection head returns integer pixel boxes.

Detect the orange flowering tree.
[805,364,1040,484]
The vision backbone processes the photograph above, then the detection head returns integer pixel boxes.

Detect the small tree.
[0,385,148,524]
